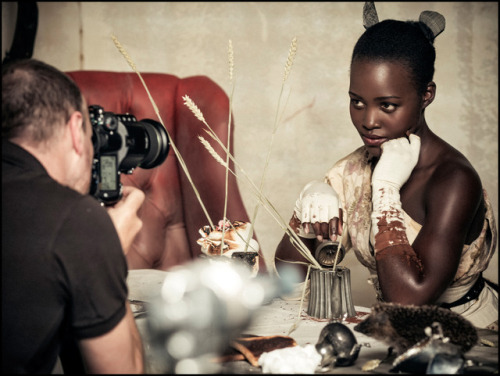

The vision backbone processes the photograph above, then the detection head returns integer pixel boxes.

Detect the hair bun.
[419,10,446,41]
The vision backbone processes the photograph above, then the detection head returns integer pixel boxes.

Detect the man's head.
[2,59,87,141]
[2,59,94,194]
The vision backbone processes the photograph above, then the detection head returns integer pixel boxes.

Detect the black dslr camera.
[89,105,170,205]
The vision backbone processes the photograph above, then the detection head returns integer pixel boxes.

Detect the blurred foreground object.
[391,322,465,374]
[146,258,298,373]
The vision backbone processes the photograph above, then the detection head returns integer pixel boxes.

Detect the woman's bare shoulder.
[433,140,481,185]
[424,139,485,243]
[427,140,483,207]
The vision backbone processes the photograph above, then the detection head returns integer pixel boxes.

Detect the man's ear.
[422,82,436,110]
[68,111,85,155]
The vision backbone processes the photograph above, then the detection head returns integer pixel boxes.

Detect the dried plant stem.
[221,40,236,254]
[200,128,316,264]
[287,263,311,336]
[245,36,298,251]
[332,234,343,271]
[198,136,229,168]
[283,37,298,83]
[275,257,313,268]
[182,38,319,269]
[196,124,321,269]
[111,34,214,230]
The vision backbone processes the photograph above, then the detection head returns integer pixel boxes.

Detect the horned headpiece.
[363,2,446,43]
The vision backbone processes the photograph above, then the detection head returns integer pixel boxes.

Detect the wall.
[2,1,497,308]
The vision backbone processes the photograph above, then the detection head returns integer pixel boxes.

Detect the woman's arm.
[275,180,343,277]
[275,214,316,277]
[375,159,484,305]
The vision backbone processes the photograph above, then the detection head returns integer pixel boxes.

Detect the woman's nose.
[363,107,380,130]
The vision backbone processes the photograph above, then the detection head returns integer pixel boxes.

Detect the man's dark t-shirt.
[2,140,128,373]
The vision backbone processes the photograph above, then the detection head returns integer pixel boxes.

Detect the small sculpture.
[315,321,362,369]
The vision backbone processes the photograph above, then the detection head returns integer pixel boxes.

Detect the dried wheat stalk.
[245,36,298,253]
[193,115,320,269]
[220,40,236,253]
[111,34,214,229]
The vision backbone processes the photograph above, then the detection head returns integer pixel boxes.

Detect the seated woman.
[275,3,498,330]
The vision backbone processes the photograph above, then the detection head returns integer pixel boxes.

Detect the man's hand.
[372,134,421,190]
[106,186,145,254]
[292,180,343,242]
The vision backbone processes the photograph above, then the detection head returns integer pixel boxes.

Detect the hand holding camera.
[106,186,145,254]
[89,105,170,205]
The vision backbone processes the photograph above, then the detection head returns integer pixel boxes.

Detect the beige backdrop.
[2,2,497,308]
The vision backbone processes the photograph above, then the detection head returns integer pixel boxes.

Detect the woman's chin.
[366,145,382,158]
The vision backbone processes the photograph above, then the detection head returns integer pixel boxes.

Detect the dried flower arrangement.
[111,34,324,273]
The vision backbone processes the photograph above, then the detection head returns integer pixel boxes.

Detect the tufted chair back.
[66,71,264,271]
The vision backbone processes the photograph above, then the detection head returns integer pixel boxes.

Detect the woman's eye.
[351,99,364,109]
[381,102,397,112]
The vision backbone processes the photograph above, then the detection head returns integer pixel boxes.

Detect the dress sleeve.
[53,196,128,339]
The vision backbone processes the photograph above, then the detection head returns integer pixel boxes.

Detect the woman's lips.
[362,135,387,147]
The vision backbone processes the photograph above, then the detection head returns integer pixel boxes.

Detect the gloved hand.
[293,180,342,241]
[371,134,421,190]
[370,135,420,253]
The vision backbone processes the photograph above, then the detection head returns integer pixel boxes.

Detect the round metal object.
[315,241,345,267]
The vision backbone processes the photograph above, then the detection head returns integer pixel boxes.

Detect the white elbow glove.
[294,180,341,238]
[371,135,420,252]
[371,134,421,191]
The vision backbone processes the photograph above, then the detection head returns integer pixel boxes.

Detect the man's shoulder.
[58,194,120,246]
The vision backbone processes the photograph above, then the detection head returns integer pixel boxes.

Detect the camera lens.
[119,118,169,171]
[138,119,170,169]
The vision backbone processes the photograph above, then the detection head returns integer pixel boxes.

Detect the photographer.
[2,59,145,373]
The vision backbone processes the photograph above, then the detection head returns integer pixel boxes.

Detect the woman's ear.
[422,82,436,110]
[68,111,85,155]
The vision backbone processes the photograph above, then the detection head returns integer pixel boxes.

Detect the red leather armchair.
[66,71,264,272]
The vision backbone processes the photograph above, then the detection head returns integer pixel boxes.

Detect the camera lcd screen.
[100,155,117,191]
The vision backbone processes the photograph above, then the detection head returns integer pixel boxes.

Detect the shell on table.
[197,220,260,277]
[197,220,259,257]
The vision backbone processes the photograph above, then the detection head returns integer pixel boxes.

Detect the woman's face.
[349,59,424,158]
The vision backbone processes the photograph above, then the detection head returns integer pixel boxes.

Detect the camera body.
[89,105,169,205]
